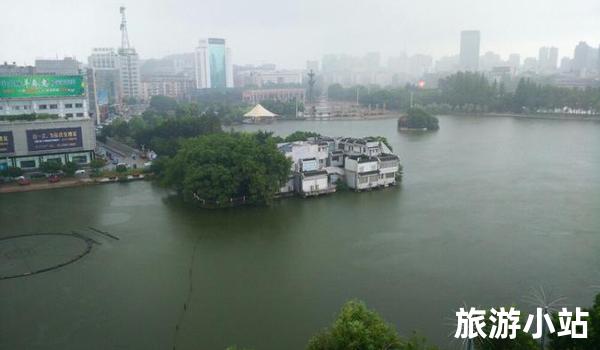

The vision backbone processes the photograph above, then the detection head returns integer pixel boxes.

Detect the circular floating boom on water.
[0,233,94,280]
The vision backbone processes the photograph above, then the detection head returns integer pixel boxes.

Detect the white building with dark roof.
[276,136,400,196]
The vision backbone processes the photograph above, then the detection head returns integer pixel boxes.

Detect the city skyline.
[2,0,600,69]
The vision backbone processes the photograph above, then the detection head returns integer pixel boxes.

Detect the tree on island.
[398,108,440,131]
[160,132,291,207]
[307,300,438,350]
[284,131,321,142]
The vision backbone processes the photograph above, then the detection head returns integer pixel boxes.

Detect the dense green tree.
[284,131,321,142]
[259,99,304,118]
[398,108,439,130]
[39,160,63,173]
[62,161,79,176]
[307,300,438,350]
[326,73,600,115]
[148,95,178,114]
[160,132,291,206]
[548,293,600,350]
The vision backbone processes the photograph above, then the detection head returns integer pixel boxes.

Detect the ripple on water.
[110,189,158,207]
[99,213,131,226]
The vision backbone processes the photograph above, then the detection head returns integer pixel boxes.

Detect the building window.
[23,105,29,110]
[14,106,20,110]
[76,113,84,117]
[71,155,88,164]
[65,113,73,118]
[65,103,73,108]
[75,103,83,108]
[38,104,47,110]
[19,160,36,168]
[49,104,58,109]
[46,157,63,164]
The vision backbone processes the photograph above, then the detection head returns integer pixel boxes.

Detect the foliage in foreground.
[548,293,600,350]
[160,132,291,206]
[307,300,437,350]
[398,108,439,131]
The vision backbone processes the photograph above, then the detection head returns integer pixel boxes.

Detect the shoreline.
[238,112,600,124]
[0,175,148,194]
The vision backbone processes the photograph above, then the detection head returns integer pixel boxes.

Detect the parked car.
[74,169,86,176]
[48,175,60,183]
[16,176,31,186]
[112,158,119,165]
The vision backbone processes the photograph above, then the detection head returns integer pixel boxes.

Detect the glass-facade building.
[195,38,233,89]
[208,38,227,89]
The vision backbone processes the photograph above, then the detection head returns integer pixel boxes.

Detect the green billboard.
[0,75,85,99]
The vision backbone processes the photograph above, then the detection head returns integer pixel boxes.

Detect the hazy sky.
[2,0,599,68]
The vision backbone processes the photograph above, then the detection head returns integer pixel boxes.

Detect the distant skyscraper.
[508,53,521,69]
[538,46,559,73]
[571,41,598,76]
[459,30,480,71]
[194,38,234,89]
[522,57,538,72]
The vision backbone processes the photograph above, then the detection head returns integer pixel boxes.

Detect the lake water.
[1,115,600,349]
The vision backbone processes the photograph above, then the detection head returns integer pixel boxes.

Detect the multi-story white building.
[277,136,400,197]
[118,48,141,100]
[140,75,194,101]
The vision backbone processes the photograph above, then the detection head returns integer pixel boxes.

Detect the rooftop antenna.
[120,6,130,50]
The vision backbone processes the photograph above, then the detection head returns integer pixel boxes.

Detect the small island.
[398,107,440,131]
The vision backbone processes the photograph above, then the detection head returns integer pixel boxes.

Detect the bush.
[1,166,23,178]
[90,158,107,170]
[116,164,128,173]
[62,161,79,176]
[39,161,63,174]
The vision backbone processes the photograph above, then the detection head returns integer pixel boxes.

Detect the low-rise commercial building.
[0,74,96,171]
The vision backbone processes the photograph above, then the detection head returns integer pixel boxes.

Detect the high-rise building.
[508,54,521,70]
[194,38,234,89]
[88,48,122,108]
[459,30,480,71]
[538,46,558,73]
[571,41,598,76]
